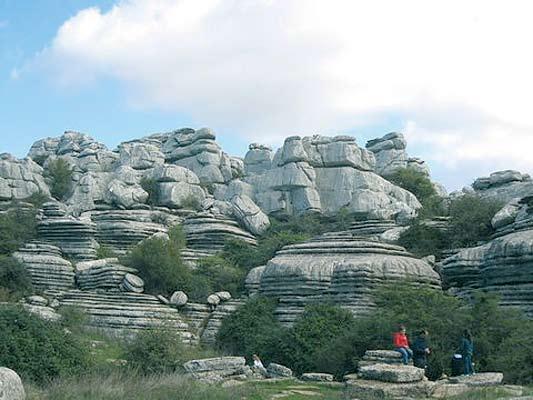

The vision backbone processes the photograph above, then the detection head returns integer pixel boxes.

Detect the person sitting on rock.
[393,324,413,365]
[251,354,268,377]
[460,329,475,376]
[412,329,431,369]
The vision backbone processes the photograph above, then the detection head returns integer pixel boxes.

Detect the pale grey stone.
[170,291,188,307]
[300,373,334,382]
[267,363,293,378]
[231,194,270,235]
[207,294,221,306]
[0,367,25,400]
[358,363,425,383]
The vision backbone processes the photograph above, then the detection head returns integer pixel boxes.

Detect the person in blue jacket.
[412,329,431,369]
[460,329,475,375]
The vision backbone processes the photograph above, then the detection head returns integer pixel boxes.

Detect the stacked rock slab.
[358,350,408,367]
[248,233,441,325]
[365,132,430,177]
[0,153,50,201]
[244,135,421,219]
[472,170,533,203]
[13,242,75,291]
[37,202,97,261]
[89,209,169,255]
[441,196,533,317]
[76,258,137,291]
[183,212,257,257]
[183,357,250,384]
[56,289,193,340]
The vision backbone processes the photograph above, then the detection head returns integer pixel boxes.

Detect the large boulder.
[248,232,440,325]
[230,194,270,235]
[471,170,533,203]
[183,357,249,383]
[0,367,25,400]
[0,153,50,200]
[358,363,425,383]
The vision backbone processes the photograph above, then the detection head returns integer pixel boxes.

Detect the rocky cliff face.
[441,196,533,317]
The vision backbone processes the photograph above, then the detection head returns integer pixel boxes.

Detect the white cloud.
[36,0,533,189]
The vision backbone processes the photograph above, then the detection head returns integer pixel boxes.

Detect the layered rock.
[76,258,137,291]
[366,132,429,177]
[0,367,26,400]
[245,135,421,219]
[90,209,169,254]
[13,242,75,291]
[248,232,441,325]
[183,213,257,257]
[471,170,533,203]
[56,289,193,340]
[441,196,533,317]
[37,202,98,261]
[149,165,205,209]
[183,357,250,384]
[0,153,50,201]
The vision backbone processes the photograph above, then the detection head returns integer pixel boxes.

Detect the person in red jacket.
[393,324,413,365]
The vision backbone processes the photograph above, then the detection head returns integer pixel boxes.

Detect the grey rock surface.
[472,170,533,203]
[358,363,425,383]
[0,153,50,201]
[267,363,293,378]
[76,258,137,291]
[0,367,25,400]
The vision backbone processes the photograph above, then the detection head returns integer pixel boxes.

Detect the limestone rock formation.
[76,258,137,291]
[0,153,50,201]
[183,357,250,383]
[471,170,533,203]
[441,196,533,317]
[13,242,75,291]
[358,363,425,383]
[200,299,245,344]
[366,132,429,177]
[245,135,421,219]
[0,367,26,400]
[56,289,193,340]
[37,202,98,261]
[247,232,440,325]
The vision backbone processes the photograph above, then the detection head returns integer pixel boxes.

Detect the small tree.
[46,158,73,200]
[0,256,33,300]
[0,206,38,255]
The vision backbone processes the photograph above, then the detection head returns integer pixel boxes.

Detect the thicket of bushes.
[0,256,33,301]
[0,206,38,255]
[216,286,533,384]
[0,304,91,384]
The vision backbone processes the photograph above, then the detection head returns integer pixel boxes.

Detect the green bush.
[0,206,38,255]
[0,304,90,384]
[387,168,446,217]
[96,245,117,259]
[121,225,191,296]
[448,195,503,248]
[216,296,285,362]
[281,304,357,375]
[125,330,187,374]
[0,255,33,300]
[398,221,451,259]
[191,256,246,301]
[46,158,73,200]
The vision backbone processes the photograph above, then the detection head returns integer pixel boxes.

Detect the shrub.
[125,330,187,374]
[0,255,33,300]
[181,195,202,211]
[96,245,117,259]
[121,225,191,296]
[398,221,451,259]
[281,304,357,375]
[191,256,246,301]
[0,206,38,255]
[140,177,159,205]
[216,296,285,362]
[0,304,90,384]
[387,168,446,217]
[46,158,73,200]
[447,195,503,247]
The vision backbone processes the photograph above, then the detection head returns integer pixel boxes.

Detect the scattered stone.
[300,373,334,382]
[183,357,248,383]
[267,363,293,378]
[169,291,188,307]
[120,273,144,293]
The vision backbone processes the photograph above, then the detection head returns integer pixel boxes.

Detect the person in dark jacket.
[460,329,474,375]
[412,329,431,369]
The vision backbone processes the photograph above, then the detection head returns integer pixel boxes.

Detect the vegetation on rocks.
[139,177,158,205]
[0,304,90,384]
[0,205,38,255]
[46,158,73,200]
[0,255,33,300]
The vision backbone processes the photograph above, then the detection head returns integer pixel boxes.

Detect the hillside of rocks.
[2,127,533,342]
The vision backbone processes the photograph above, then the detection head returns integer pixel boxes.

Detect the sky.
[2,0,533,191]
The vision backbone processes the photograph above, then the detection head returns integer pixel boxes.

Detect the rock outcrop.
[244,135,421,220]
[13,242,75,291]
[0,153,50,201]
[366,132,429,177]
[472,170,533,203]
[247,232,441,325]
[183,357,250,383]
[441,196,533,317]
[76,258,137,291]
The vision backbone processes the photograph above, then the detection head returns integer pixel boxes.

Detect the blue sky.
[2,0,533,191]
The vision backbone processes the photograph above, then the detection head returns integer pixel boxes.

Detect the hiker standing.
[393,324,413,365]
[461,329,475,375]
[412,329,431,369]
